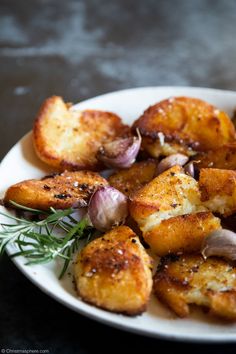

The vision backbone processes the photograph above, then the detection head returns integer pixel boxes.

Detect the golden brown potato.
[196,143,236,170]
[33,96,129,171]
[132,97,236,158]
[153,254,236,320]
[4,171,108,210]
[129,165,221,255]
[129,165,204,227]
[199,168,236,216]
[74,226,153,316]
[108,160,157,197]
[145,212,221,256]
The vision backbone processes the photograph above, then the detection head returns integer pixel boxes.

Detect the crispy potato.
[145,212,221,256]
[33,96,129,171]
[129,165,221,255]
[199,168,236,216]
[108,160,157,197]
[132,97,236,158]
[129,165,205,228]
[153,254,236,320]
[196,143,236,170]
[4,171,108,210]
[74,226,153,316]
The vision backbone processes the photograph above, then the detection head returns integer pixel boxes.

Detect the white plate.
[1,86,236,343]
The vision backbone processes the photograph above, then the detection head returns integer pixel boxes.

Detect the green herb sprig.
[0,201,94,278]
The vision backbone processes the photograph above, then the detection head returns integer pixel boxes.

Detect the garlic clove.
[88,186,128,232]
[156,154,189,176]
[201,229,236,261]
[97,130,141,169]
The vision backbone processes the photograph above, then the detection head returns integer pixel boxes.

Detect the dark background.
[1,0,236,352]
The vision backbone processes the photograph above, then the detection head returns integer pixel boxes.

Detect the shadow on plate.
[20,132,52,175]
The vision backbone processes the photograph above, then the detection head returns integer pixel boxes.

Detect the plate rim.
[2,85,236,343]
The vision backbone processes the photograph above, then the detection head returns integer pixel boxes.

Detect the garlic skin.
[97,131,141,169]
[88,186,128,232]
[201,229,236,261]
[156,154,189,176]
[184,161,195,178]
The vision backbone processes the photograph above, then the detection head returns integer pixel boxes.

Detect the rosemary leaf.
[0,202,94,278]
[9,200,48,214]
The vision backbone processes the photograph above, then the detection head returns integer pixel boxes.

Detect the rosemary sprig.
[0,201,94,278]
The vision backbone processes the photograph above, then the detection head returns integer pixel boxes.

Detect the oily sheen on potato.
[199,168,236,216]
[129,165,221,255]
[74,226,153,316]
[4,171,108,210]
[132,96,236,158]
[33,96,129,171]
[195,143,236,170]
[108,159,157,197]
[154,254,236,320]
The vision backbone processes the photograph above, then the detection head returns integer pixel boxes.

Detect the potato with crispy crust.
[4,171,108,210]
[132,97,235,158]
[129,165,221,255]
[154,254,236,320]
[33,96,129,171]
[129,165,204,227]
[145,212,221,256]
[195,143,236,170]
[74,226,153,316]
[108,160,157,197]
[199,168,236,216]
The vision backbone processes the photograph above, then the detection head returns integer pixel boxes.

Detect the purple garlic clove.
[97,131,141,169]
[88,186,128,232]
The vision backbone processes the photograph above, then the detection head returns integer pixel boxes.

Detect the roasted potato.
[132,97,236,158]
[4,171,108,210]
[129,165,221,255]
[199,168,236,216]
[154,254,236,320]
[108,160,157,197]
[33,96,129,171]
[129,165,204,228]
[145,212,221,256]
[74,226,153,316]
[196,143,236,170]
